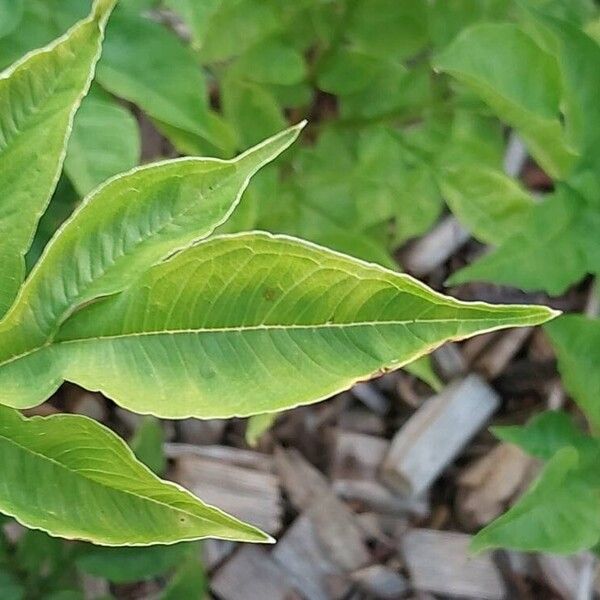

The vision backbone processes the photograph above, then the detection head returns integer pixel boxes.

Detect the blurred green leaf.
[404,356,443,392]
[472,447,600,553]
[441,166,534,245]
[246,412,278,447]
[65,86,140,196]
[160,552,207,600]
[448,185,600,295]
[77,543,190,583]
[130,417,166,476]
[98,10,225,150]
[545,315,600,429]
[493,411,594,460]
[0,0,24,38]
[0,570,24,600]
[435,23,577,179]
[164,0,222,49]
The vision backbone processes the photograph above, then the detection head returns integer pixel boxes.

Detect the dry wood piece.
[272,495,371,600]
[211,547,301,600]
[474,328,533,379]
[202,540,237,572]
[273,447,330,512]
[352,382,390,415]
[331,430,389,480]
[171,450,282,535]
[338,408,386,436]
[538,553,596,600]
[382,375,500,497]
[432,343,467,381]
[165,443,273,471]
[458,443,539,526]
[401,215,470,276]
[401,529,506,599]
[177,418,226,445]
[350,564,408,599]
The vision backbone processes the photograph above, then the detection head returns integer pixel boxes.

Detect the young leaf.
[434,23,576,179]
[0,125,303,407]
[160,552,208,600]
[471,447,600,554]
[0,0,114,317]
[37,233,559,419]
[545,315,600,429]
[0,407,269,545]
[64,86,140,196]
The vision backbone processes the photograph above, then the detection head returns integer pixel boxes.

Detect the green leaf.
[160,553,207,600]
[164,0,222,49]
[233,37,306,86]
[0,407,269,545]
[0,570,24,600]
[441,165,535,245]
[0,125,303,408]
[64,86,140,196]
[77,543,190,583]
[0,0,114,317]
[493,410,594,460]
[34,232,559,419]
[246,412,279,447]
[522,12,600,173]
[130,417,166,476]
[221,76,286,148]
[404,356,443,392]
[97,10,225,151]
[448,186,600,295]
[434,23,577,179]
[347,0,429,61]
[545,315,600,429]
[0,0,23,38]
[472,447,600,554]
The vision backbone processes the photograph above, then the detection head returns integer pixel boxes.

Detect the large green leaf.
[64,86,140,196]
[0,125,302,406]
[434,23,577,179]
[0,407,268,545]
[545,315,600,429]
[0,233,555,417]
[0,0,114,317]
[472,447,600,554]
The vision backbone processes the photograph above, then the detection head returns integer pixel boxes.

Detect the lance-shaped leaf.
[23,233,559,419]
[434,23,577,179]
[0,124,302,403]
[0,0,115,317]
[0,406,269,545]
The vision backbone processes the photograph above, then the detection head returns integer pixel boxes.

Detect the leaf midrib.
[0,425,219,531]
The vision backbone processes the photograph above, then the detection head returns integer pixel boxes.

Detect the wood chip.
[272,495,371,600]
[350,564,408,599]
[400,529,506,599]
[458,443,539,526]
[474,328,533,379]
[331,430,389,480]
[431,343,467,381]
[382,375,500,497]
[172,452,282,534]
[273,447,330,512]
[211,547,301,600]
[402,216,470,276]
[177,418,226,445]
[165,443,273,471]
